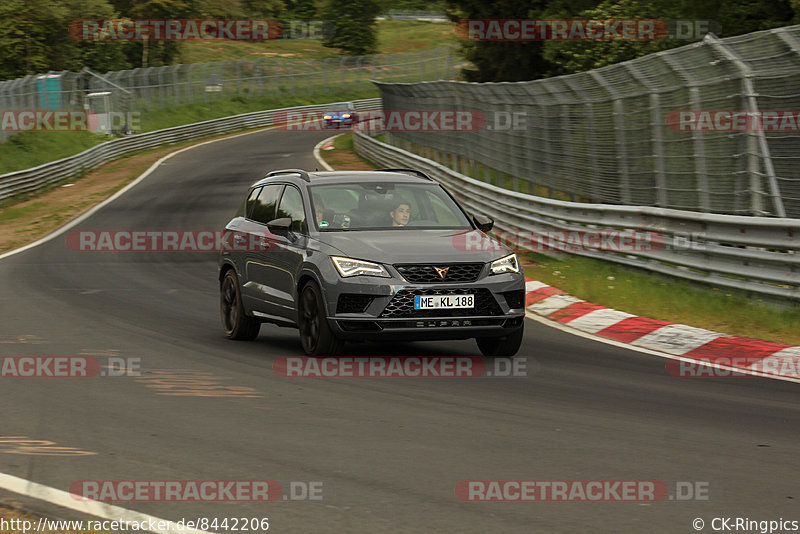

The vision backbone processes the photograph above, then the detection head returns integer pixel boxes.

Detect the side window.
[244,187,261,218]
[276,186,306,233]
[250,184,282,224]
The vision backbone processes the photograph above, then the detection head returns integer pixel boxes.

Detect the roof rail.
[266,169,311,182]
[377,168,433,181]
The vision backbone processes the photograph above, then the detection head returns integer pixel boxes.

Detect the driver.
[389,198,411,226]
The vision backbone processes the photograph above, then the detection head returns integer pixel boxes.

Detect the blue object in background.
[36,74,63,110]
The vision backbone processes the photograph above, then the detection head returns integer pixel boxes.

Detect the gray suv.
[218,169,525,357]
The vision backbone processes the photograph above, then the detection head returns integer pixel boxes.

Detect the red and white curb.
[525,279,800,382]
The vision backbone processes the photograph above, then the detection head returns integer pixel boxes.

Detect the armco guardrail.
[354,131,800,301]
[0,98,381,201]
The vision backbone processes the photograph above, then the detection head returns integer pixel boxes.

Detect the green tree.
[0,0,131,79]
[542,0,677,75]
[706,0,794,35]
[242,0,286,17]
[320,0,381,55]
[444,0,797,81]
[0,0,68,77]
[195,0,247,17]
[124,0,193,67]
[444,0,553,81]
[542,0,796,76]
[63,0,133,73]
[286,0,317,18]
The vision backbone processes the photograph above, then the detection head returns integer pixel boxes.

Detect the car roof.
[251,170,434,188]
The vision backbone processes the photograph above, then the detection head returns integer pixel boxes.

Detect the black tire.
[298,280,344,356]
[220,269,260,341]
[476,324,524,358]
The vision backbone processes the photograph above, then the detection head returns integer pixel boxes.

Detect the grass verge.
[0,132,100,176]
[320,131,381,170]
[524,252,800,345]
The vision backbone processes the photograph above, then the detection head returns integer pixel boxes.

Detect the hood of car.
[315,229,512,265]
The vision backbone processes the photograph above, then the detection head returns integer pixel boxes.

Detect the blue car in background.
[323,102,358,129]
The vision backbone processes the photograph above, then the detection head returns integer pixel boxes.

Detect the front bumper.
[323,272,525,341]
[324,118,354,129]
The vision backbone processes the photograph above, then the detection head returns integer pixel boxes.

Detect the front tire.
[220,269,260,340]
[298,281,343,356]
[476,324,524,358]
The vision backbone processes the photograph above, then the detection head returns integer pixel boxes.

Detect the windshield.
[309,182,472,231]
[328,102,354,111]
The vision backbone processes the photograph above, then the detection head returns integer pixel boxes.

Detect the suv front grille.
[394,263,484,283]
[379,288,502,318]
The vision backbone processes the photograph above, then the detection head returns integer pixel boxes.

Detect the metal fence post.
[704,33,786,217]
[589,70,631,204]
[661,53,710,212]
[625,62,668,207]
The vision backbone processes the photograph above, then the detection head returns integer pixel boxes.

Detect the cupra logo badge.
[434,266,450,279]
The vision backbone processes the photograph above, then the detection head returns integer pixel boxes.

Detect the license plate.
[414,294,474,310]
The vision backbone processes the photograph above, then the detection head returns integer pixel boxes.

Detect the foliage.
[443,0,798,81]
[0,0,795,80]
[320,0,381,55]
[542,0,678,75]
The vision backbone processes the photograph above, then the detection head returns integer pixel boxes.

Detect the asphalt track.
[0,128,798,533]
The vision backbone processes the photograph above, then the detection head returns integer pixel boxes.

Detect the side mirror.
[473,214,494,233]
[267,217,292,238]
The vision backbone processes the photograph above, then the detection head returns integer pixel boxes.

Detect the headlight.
[332,256,390,278]
[490,253,519,275]
[323,114,332,119]
[342,113,351,118]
